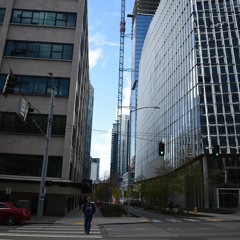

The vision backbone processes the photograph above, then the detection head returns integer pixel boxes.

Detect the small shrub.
[100,204,127,217]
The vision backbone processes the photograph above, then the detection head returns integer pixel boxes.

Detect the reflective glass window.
[34,77,47,94]
[0,8,5,22]
[4,40,73,60]
[11,10,76,27]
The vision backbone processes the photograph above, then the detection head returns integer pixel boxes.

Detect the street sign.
[17,96,28,119]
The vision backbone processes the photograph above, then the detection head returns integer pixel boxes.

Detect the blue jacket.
[82,202,96,216]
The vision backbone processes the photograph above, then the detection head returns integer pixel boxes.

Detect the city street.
[0,207,239,239]
[101,221,240,239]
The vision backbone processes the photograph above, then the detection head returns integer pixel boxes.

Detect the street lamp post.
[127,106,160,216]
[37,72,55,219]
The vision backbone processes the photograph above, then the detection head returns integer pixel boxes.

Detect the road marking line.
[0,233,102,238]
[166,219,182,222]
[183,218,201,222]
[206,218,224,222]
[9,230,100,234]
[152,219,162,222]
[75,221,84,224]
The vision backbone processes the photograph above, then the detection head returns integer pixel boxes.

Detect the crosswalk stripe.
[16,227,99,231]
[10,230,101,234]
[166,219,182,222]
[152,219,162,222]
[183,218,201,222]
[0,233,102,238]
[2,224,102,239]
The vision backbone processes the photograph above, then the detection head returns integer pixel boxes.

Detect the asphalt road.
[101,221,240,239]
[0,208,239,239]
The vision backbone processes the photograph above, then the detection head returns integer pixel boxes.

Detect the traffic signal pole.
[37,73,55,219]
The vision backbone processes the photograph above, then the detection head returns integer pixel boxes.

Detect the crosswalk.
[0,224,102,239]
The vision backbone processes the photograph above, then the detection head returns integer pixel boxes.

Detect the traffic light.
[2,73,17,97]
[213,145,220,157]
[159,142,165,156]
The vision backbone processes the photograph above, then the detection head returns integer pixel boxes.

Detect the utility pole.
[37,72,55,219]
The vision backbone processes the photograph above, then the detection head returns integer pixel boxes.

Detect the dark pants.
[84,214,93,234]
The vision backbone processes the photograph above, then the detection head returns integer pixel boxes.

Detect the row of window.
[11,9,76,27]
[0,154,62,178]
[0,112,66,136]
[0,74,69,97]
[5,40,73,60]
[0,8,76,28]
[196,0,238,10]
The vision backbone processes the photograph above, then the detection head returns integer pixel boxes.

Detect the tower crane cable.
[117,0,126,181]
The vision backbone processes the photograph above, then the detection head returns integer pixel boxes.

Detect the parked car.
[0,202,31,225]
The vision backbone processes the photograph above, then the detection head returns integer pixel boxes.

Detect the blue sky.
[88,0,134,179]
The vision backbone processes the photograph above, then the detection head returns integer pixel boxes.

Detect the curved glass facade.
[131,14,154,165]
[136,0,240,180]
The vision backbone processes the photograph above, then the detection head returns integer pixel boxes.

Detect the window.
[218,126,226,134]
[4,40,73,60]
[217,115,225,124]
[39,43,51,58]
[0,74,69,97]
[0,203,9,209]
[0,8,5,23]
[0,154,62,178]
[0,112,66,136]
[11,10,76,27]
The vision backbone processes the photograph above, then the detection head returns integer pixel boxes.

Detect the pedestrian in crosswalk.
[82,196,96,234]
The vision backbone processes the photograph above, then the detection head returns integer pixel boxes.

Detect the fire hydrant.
[194,206,198,216]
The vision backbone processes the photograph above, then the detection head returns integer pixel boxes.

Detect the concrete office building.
[136,0,240,209]
[83,84,94,180]
[0,0,91,216]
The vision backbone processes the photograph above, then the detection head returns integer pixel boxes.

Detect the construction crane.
[117,0,126,183]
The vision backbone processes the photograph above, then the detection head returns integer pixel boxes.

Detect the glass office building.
[130,0,160,168]
[136,0,240,209]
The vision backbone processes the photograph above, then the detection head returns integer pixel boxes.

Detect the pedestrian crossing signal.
[159,142,165,156]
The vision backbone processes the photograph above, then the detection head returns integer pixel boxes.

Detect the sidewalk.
[26,207,240,225]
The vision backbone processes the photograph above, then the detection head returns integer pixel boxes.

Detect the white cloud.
[89,48,103,69]
[90,32,119,47]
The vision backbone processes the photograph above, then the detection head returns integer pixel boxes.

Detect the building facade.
[136,0,240,209]
[90,157,100,184]
[110,122,118,185]
[129,0,160,169]
[83,84,94,179]
[0,0,91,216]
